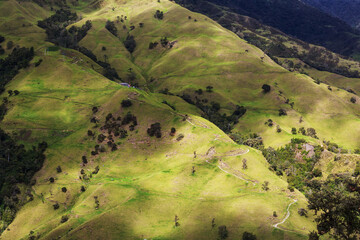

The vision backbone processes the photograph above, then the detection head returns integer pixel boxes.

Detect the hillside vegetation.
[0,0,359,239]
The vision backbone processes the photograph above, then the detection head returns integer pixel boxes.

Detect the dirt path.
[273,199,298,229]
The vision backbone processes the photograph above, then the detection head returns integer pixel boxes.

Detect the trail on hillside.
[273,199,298,229]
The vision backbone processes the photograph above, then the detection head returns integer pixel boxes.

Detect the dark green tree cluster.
[0,129,47,208]
[0,47,34,93]
[180,94,246,133]
[147,122,162,138]
[105,20,118,36]
[262,139,323,191]
[307,176,360,239]
[124,35,136,53]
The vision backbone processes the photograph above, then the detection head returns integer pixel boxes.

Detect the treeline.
[0,47,34,93]
[0,129,47,228]
[38,10,120,81]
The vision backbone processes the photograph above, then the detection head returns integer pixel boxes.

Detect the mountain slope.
[303,0,360,30]
[175,0,360,60]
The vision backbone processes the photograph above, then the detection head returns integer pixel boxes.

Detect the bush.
[298,208,308,217]
[306,128,318,139]
[278,109,287,116]
[170,127,176,136]
[176,134,184,141]
[350,97,357,103]
[61,187,67,193]
[81,186,86,192]
[0,35,4,43]
[105,20,117,36]
[154,10,164,19]
[160,37,169,47]
[242,232,257,240]
[35,59,43,67]
[149,41,159,49]
[7,41,14,50]
[82,156,88,164]
[56,166,62,173]
[60,215,69,223]
[262,84,271,93]
[124,35,136,53]
[121,99,132,108]
[49,177,55,183]
[291,127,297,134]
[53,203,59,210]
[218,225,228,239]
[147,122,162,138]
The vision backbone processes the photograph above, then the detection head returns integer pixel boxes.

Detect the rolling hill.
[0,0,359,239]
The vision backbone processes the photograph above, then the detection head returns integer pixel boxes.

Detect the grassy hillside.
[0,0,359,239]
[0,42,315,239]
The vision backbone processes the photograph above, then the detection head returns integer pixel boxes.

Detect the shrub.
[35,59,43,67]
[149,41,159,49]
[276,125,281,133]
[49,177,55,183]
[265,119,273,127]
[160,37,168,47]
[7,41,14,50]
[350,97,357,103]
[82,156,88,164]
[278,109,287,116]
[56,166,62,173]
[218,225,228,239]
[306,128,318,138]
[206,86,213,92]
[170,127,176,136]
[102,46,106,51]
[291,127,297,135]
[124,35,136,53]
[242,232,257,240]
[147,122,162,138]
[0,35,4,43]
[154,10,164,19]
[262,84,271,93]
[121,99,132,108]
[0,46,4,55]
[195,89,203,95]
[298,127,306,135]
[53,203,59,210]
[105,20,117,36]
[354,162,360,177]
[176,134,184,141]
[273,211,277,217]
[298,208,308,217]
[60,215,68,223]
[80,186,86,192]
[308,231,319,240]
[262,181,269,191]
[61,187,67,193]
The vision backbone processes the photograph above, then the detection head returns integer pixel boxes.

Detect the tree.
[61,187,67,193]
[154,10,164,19]
[218,225,228,239]
[56,166,62,173]
[82,156,88,164]
[308,231,319,240]
[262,181,269,191]
[206,86,213,92]
[192,166,196,175]
[291,127,297,135]
[53,203,59,210]
[262,84,271,93]
[242,232,257,240]
[242,159,248,169]
[121,99,132,108]
[60,215,68,223]
[105,20,117,36]
[7,41,13,50]
[174,215,180,227]
[307,178,360,239]
[279,109,287,116]
[147,122,162,138]
[124,35,136,53]
[350,97,357,103]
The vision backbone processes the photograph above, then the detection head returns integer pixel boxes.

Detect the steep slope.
[0,34,314,240]
[303,0,360,30]
[0,1,319,239]
[175,0,360,60]
[70,0,360,149]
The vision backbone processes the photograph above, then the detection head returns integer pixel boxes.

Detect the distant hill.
[303,0,360,30]
[176,0,360,60]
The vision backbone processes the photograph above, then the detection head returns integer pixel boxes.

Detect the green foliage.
[242,231,257,240]
[354,162,360,177]
[105,20,118,36]
[124,35,136,53]
[154,10,164,20]
[0,47,34,93]
[307,177,360,239]
[218,225,228,239]
[147,123,162,138]
[262,84,271,93]
[291,127,297,135]
[230,132,263,150]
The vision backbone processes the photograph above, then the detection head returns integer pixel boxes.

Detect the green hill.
[0,0,359,239]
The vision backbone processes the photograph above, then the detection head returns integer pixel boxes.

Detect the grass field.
[0,0,360,239]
